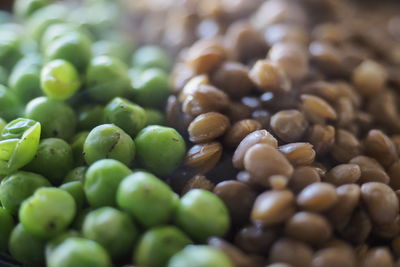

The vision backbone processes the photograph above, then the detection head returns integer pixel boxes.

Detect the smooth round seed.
[288,166,321,193]
[297,182,338,212]
[278,142,316,166]
[269,238,313,267]
[188,112,230,143]
[324,164,361,186]
[185,142,223,174]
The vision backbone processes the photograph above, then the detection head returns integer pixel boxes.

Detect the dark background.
[0,0,13,11]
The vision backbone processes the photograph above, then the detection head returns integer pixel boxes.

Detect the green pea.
[82,207,137,259]
[13,0,51,18]
[71,132,89,166]
[0,118,41,175]
[0,65,8,85]
[134,226,192,267]
[25,138,73,185]
[83,124,135,166]
[0,30,22,70]
[47,237,112,267]
[92,40,130,63]
[60,181,86,211]
[145,108,165,126]
[19,187,76,239]
[175,189,230,242]
[0,207,14,252]
[0,84,22,121]
[86,56,131,103]
[167,245,234,267]
[135,126,186,176]
[84,159,131,207]
[0,171,50,214]
[132,46,170,71]
[78,105,104,131]
[45,230,80,259]
[41,23,87,51]
[8,54,43,103]
[41,59,81,100]
[0,118,6,132]
[104,97,147,137]
[116,171,177,227]
[133,68,170,108]
[25,96,77,140]
[64,166,87,183]
[9,223,46,266]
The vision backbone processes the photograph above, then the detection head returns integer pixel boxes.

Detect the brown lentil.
[224,119,262,147]
[248,60,291,93]
[360,247,394,267]
[324,164,361,186]
[278,142,316,166]
[181,174,215,195]
[308,124,335,155]
[350,156,390,184]
[364,129,398,168]
[311,247,357,267]
[268,238,313,267]
[188,112,230,143]
[184,142,223,173]
[270,110,308,142]
[288,166,321,193]
[235,224,278,254]
[297,182,338,212]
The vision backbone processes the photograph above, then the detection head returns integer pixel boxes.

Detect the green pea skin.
[82,207,137,259]
[45,230,80,259]
[134,226,192,267]
[175,189,230,242]
[25,138,73,185]
[135,126,186,176]
[0,65,8,85]
[0,30,22,70]
[63,166,87,183]
[0,118,6,132]
[116,171,177,227]
[9,223,46,266]
[47,237,112,267]
[0,207,14,252]
[104,97,147,137]
[132,46,170,71]
[167,245,234,267]
[13,0,51,18]
[41,23,89,52]
[25,96,77,140]
[19,187,76,239]
[0,171,50,214]
[60,181,86,211]
[40,59,81,100]
[86,56,131,103]
[83,124,135,166]
[145,108,165,126]
[84,159,131,208]
[0,84,22,121]
[71,132,89,166]
[78,105,104,131]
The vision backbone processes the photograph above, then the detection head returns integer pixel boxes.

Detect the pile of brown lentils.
[161,0,400,266]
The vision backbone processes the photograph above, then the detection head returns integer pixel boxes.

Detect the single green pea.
[0,118,6,132]
[134,226,192,267]
[41,59,81,100]
[0,84,22,121]
[9,223,46,266]
[45,31,92,71]
[8,54,43,103]
[0,65,9,85]
[60,181,86,211]
[25,96,77,140]
[86,56,131,103]
[25,138,73,185]
[167,245,234,267]
[84,159,131,208]
[19,187,76,239]
[133,68,170,108]
[83,124,135,166]
[135,126,186,176]
[13,0,51,18]
[0,171,50,214]
[78,105,104,131]
[132,46,170,71]
[40,23,88,51]
[71,132,89,166]
[47,237,112,267]
[116,171,177,227]
[0,207,14,252]
[175,189,230,242]
[104,97,147,137]
[82,207,137,259]
[0,30,22,70]
[92,40,131,63]
[45,230,80,259]
[145,108,165,126]
[64,166,87,183]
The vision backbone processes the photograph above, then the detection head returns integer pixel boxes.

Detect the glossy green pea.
[0,207,14,252]
[135,126,186,176]
[0,85,22,121]
[82,207,137,259]
[92,40,130,63]
[71,132,89,166]
[41,59,81,100]
[0,171,50,214]
[175,189,230,242]
[104,97,147,137]
[0,118,41,175]
[134,226,192,267]
[116,171,177,227]
[64,166,87,183]
[9,223,46,266]
[83,124,135,166]
[0,30,22,70]
[8,54,43,103]
[25,138,73,185]
[45,31,92,71]
[132,46,170,71]
[25,96,77,140]
[167,245,234,267]
[60,181,86,212]
[41,23,87,51]
[133,68,170,108]
[13,0,51,18]
[145,108,165,126]
[86,56,131,103]
[47,237,112,267]
[78,105,104,131]
[84,159,131,207]
[45,230,80,259]
[19,187,76,239]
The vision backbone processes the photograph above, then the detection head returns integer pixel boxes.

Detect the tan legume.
[270,110,308,142]
[297,182,338,212]
[352,60,388,96]
[235,224,278,254]
[311,247,357,267]
[224,119,262,147]
[288,166,321,193]
[181,174,215,195]
[300,94,337,123]
[324,164,361,186]
[248,59,291,93]
[184,142,223,173]
[331,129,362,163]
[350,156,390,184]
[278,142,315,166]
[188,112,230,143]
[268,238,313,267]
[339,208,372,244]
[364,129,398,168]
[308,124,335,155]
[360,247,394,267]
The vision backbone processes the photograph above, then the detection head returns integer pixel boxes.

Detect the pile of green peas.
[0,0,233,266]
